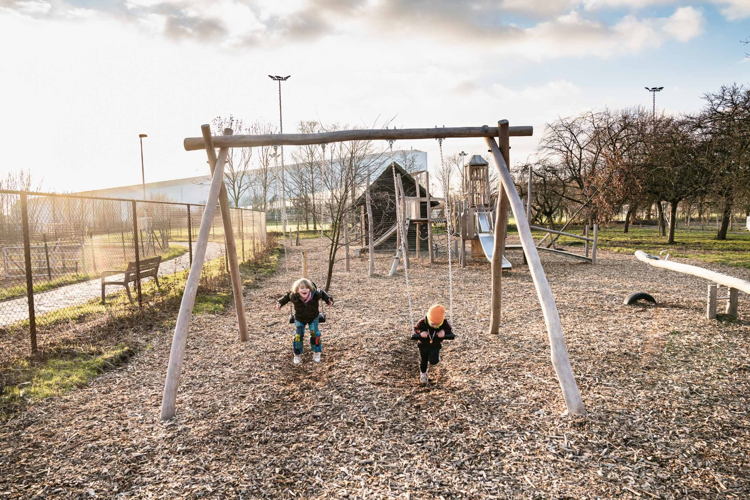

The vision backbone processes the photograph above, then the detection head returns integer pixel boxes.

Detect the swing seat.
[289,313,326,324]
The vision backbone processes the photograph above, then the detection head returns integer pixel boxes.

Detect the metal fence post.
[187,204,193,266]
[20,193,37,355]
[132,200,142,309]
[43,233,52,280]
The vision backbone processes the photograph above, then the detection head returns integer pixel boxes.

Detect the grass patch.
[193,292,231,314]
[1,345,134,417]
[0,273,93,302]
[160,244,189,261]
[505,224,750,269]
[595,226,750,269]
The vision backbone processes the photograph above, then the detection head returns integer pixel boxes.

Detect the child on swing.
[411,304,455,384]
[276,278,334,364]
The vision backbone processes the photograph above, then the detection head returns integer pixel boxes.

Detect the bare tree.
[247,121,276,212]
[211,115,252,208]
[319,134,380,290]
[698,84,750,240]
[290,121,324,230]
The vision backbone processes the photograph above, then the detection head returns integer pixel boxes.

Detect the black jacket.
[278,289,333,323]
[411,316,455,343]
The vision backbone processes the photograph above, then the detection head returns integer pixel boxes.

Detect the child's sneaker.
[293,354,302,364]
[419,372,428,384]
[312,352,321,363]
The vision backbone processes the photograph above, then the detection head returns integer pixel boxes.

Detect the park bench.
[100,256,161,303]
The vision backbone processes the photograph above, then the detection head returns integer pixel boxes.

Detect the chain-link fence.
[0,190,266,358]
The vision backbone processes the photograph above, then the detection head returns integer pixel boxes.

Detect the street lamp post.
[644,86,664,118]
[138,133,148,200]
[269,74,291,235]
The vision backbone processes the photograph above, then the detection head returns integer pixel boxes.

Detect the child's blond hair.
[291,278,314,294]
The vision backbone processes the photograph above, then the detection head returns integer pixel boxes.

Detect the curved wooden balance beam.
[634,250,749,319]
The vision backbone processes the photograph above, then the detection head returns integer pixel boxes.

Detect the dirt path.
[1,238,748,498]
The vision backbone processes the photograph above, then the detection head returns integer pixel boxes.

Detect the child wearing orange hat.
[411,304,455,384]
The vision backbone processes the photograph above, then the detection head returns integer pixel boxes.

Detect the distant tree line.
[515,83,750,243]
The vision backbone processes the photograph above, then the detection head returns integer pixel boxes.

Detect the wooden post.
[161,140,231,421]
[707,284,717,319]
[584,225,589,258]
[132,201,142,309]
[365,176,375,277]
[202,126,248,343]
[396,173,410,270]
[302,250,308,277]
[20,194,37,355]
[485,132,586,416]
[726,287,738,317]
[592,224,598,265]
[488,121,510,335]
[415,222,421,260]
[360,206,365,245]
[426,171,434,264]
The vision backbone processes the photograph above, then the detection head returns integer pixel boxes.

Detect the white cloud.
[582,0,677,9]
[663,6,704,41]
[710,0,750,20]
[13,0,51,15]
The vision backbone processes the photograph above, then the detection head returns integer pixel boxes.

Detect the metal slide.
[475,212,512,269]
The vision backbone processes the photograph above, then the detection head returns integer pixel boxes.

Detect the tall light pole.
[138,133,148,199]
[644,86,664,118]
[269,74,291,235]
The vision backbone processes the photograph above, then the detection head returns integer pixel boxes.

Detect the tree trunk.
[716,195,732,240]
[667,200,678,244]
[624,203,636,233]
[324,220,342,291]
[656,202,666,236]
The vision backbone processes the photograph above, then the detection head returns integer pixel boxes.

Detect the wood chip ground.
[1,237,749,498]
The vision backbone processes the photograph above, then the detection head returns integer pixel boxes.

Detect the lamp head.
[139,133,148,138]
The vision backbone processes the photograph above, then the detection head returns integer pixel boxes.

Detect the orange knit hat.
[426,304,446,326]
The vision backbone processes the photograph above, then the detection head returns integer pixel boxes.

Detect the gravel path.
[1,238,748,498]
[0,242,225,326]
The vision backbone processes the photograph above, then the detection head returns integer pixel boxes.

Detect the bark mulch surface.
[1,238,748,498]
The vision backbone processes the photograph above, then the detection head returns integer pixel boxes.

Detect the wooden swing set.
[160,121,586,420]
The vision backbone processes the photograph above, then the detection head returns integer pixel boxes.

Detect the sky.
[0,0,748,193]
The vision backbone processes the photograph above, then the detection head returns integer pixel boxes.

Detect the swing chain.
[435,132,454,320]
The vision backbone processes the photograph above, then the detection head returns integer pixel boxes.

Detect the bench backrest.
[124,256,161,279]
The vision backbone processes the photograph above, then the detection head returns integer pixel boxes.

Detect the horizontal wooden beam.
[184,125,533,151]
[529,225,593,243]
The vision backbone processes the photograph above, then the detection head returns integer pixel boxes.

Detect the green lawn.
[510,224,750,269]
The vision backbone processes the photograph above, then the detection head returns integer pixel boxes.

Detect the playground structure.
[163,122,586,420]
[635,250,750,320]
[455,154,599,267]
[355,163,438,259]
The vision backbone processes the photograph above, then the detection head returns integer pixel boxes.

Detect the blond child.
[276,278,334,364]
